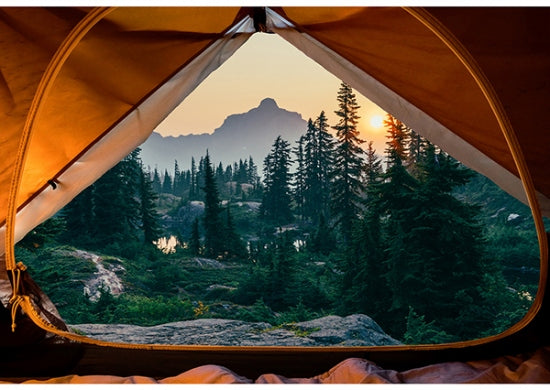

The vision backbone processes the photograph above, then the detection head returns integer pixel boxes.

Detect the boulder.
[70,314,401,346]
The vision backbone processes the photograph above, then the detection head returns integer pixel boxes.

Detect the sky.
[154,32,389,155]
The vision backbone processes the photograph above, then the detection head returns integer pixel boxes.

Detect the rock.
[59,249,125,302]
[70,314,401,346]
[192,257,227,269]
[294,314,400,346]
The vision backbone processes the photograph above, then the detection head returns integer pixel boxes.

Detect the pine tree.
[330,83,365,242]
[161,169,172,194]
[139,168,161,244]
[409,143,487,338]
[247,156,259,186]
[293,135,307,220]
[196,156,205,200]
[341,141,388,319]
[364,141,383,189]
[216,162,225,190]
[315,111,335,220]
[265,232,296,311]
[189,157,197,200]
[378,114,418,331]
[151,168,162,193]
[173,160,183,196]
[303,113,335,222]
[201,151,224,257]
[407,129,428,178]
[309,213,335,255]
[62,185,94,245]
[379,116,489,340]
[223,206,246,258]
[224,164,233,184]
[119,149,142,232]
[261,136,293,225]
[189,217,201,255]
[92,151,141,248]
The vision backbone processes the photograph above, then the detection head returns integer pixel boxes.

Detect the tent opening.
[13,32,541,348]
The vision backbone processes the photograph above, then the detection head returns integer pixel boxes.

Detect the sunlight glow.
[369,114,384,129]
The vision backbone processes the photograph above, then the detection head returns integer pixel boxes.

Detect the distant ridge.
[140,98,307,174]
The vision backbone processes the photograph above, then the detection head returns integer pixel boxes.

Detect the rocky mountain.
[71,314,401,346]
[140,98,307,174]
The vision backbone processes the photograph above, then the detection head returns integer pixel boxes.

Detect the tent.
[0,6,549,383]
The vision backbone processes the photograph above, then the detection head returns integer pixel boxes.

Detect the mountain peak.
[258,97,278,109]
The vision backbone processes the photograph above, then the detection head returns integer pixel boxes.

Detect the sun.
[369,114,384,129]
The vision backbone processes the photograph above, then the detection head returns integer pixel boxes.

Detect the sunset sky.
[154,32,389,155]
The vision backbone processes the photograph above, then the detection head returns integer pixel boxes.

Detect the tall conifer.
[330,82,365,242]
[261,136,293,225]
[202,151,224,257]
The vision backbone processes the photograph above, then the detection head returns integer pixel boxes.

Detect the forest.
[16,83,541,345]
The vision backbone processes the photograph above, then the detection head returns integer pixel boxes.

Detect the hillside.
[141,98,307,173]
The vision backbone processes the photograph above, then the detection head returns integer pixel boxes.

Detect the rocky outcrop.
[70,314,401,346]
[58,249,125,302]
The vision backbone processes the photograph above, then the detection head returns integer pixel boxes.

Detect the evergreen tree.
[201,151,224,257]
[189,157,198,200]
[364,141,383,189]
[181,170,191,194]
[173,160,183,196]
[119,148,142,231]
[409,144,487,338]
[62,185,94,245]
[161,169,172,194]
[340,141,388,319]
[224,164,233,183]
[189,217,201,255]
[92,153,140,247]
[293,135,307,220]
[379,116,489,339]
[302,111,335,222]
[330,82,365,242]
[302,118,317,220]
[247,156,259,186]
[315,111,335,220]
[378,114,418,332]
[196,156,205,200]
[407,129,428,178]
[264,232,296,311]
[139,168,161,244]
[215,162,225,193]
[309,213,335,255]
[261,136,293,225]
[223,206,246,258]
[151,168,162,193]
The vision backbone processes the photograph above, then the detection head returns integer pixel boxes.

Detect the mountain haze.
[141,98,307,173]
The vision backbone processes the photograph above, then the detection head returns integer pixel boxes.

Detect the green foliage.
[112,295,195,326]
[261,135,293,225]
[403,307,453,344]
[15,84,541,348]
[237,298,276,323]
[330,82,365,242]
[201,151,225,257]
[189,217,201,255]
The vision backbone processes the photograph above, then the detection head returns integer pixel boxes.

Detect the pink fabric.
[4,346,550,384]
